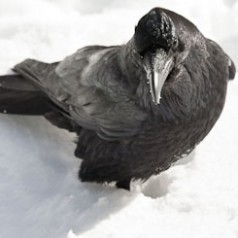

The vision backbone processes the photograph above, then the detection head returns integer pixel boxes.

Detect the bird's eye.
[172,38,178,50]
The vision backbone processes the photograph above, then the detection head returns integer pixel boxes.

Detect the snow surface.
[0,0,238,237]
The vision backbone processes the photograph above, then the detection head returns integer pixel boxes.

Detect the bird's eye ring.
[172,38,178,50]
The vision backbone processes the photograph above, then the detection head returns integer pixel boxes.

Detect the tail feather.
[13,59,59,89]
[0,59,60,115]
[0,74,38,91]
[0,61,77,132]
[0,73,76,132]
[0,74,51,115]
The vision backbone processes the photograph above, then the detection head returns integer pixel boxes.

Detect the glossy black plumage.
[0,8,236,190]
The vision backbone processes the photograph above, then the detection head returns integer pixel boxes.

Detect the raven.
[0,8,236,190]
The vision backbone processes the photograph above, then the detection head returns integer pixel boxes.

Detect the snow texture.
[0,0,238,237]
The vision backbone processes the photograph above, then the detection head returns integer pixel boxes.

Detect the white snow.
[0,0,238,238]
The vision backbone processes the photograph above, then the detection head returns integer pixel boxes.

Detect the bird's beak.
[145,49,174,104]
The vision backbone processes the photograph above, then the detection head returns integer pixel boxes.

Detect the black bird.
[0,8,236,190]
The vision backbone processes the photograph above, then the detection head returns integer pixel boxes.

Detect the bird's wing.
[207,39,236,80]
[14,46,147,141]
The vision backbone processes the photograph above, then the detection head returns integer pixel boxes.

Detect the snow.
[0,0,238,237]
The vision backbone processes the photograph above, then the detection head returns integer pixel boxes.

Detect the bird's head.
[126,7,234,115]
[133,8,187,105]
